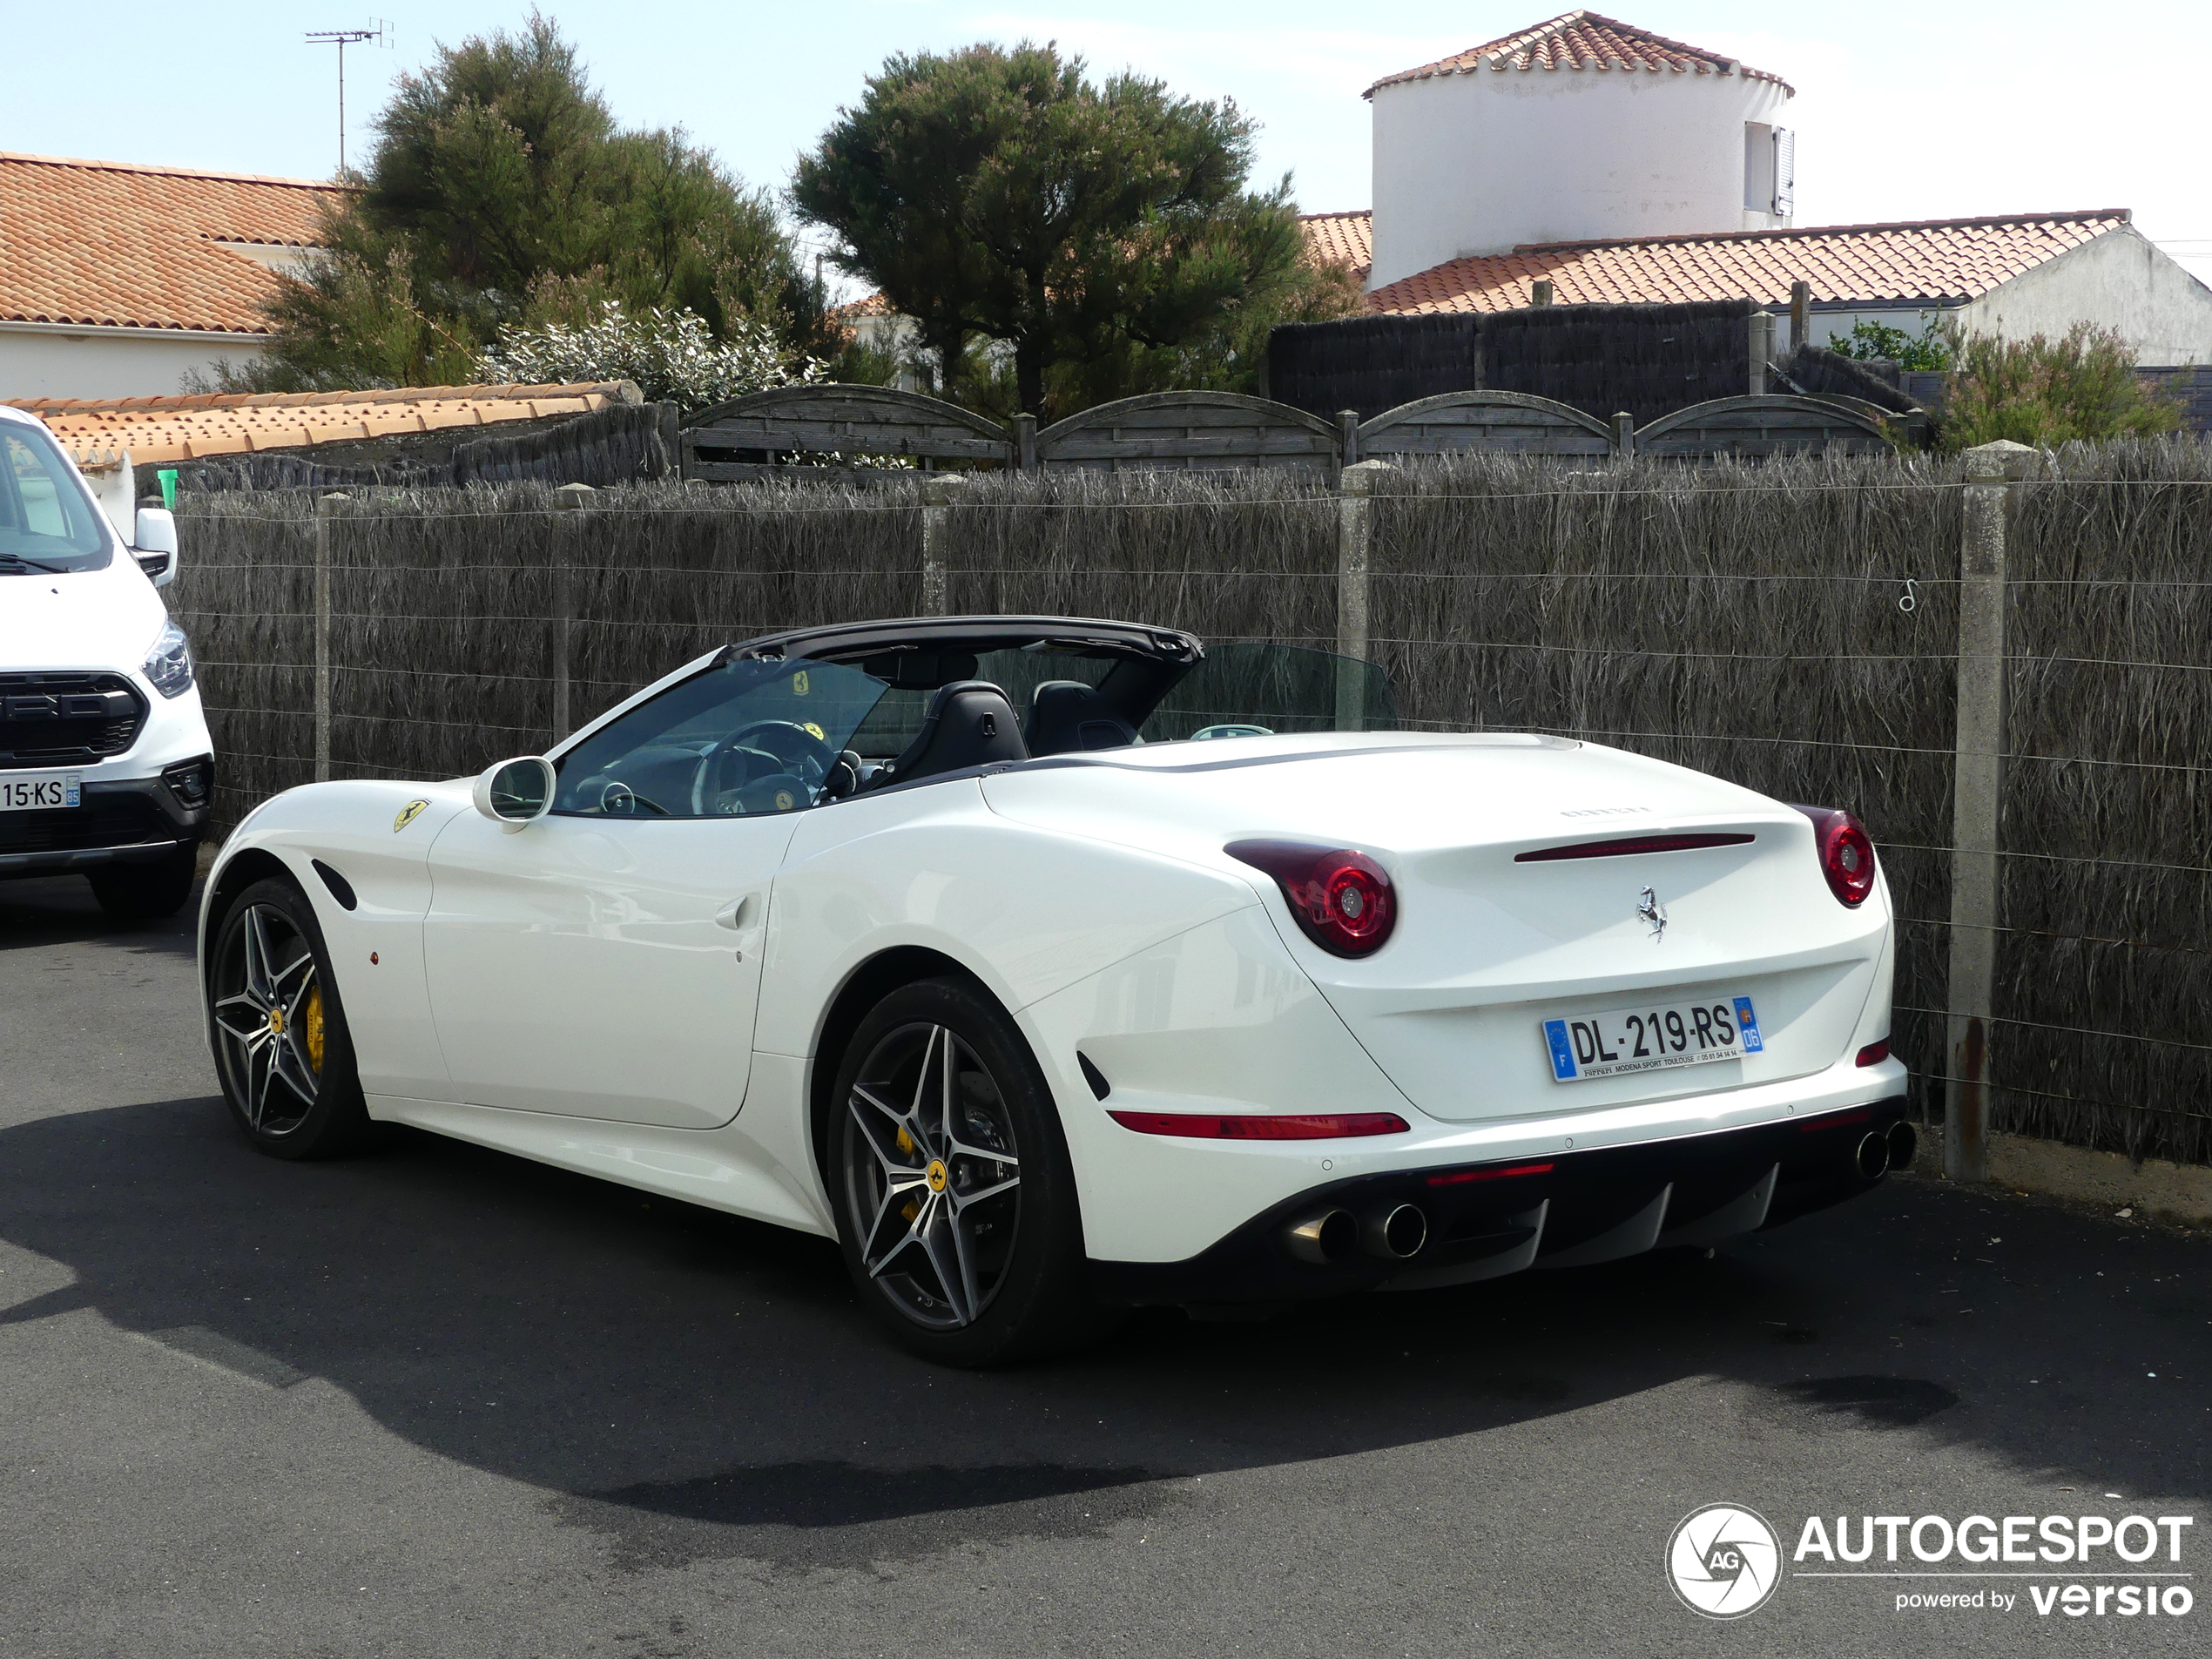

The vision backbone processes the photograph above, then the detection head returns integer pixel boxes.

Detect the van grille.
[0,794,173,856]
[0,671,146,769]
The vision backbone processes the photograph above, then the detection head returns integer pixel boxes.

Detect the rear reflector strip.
[1106,1110,1408,1140]
[1515,833,1757,863]
[1855,1039,1892,1067]
[1425,1161,1556,1187]
[1798,1108,1875,1134]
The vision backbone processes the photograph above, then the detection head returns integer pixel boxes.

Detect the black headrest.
[874,680,1027,787]
[1026,679,1138,756]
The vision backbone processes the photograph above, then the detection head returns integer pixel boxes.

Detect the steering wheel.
[692,720,838,816]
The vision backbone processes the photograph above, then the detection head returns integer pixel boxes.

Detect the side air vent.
[312,860,359,911]
[1077,1053,1111,1100]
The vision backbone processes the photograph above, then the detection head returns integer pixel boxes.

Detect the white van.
[1,405,212,918]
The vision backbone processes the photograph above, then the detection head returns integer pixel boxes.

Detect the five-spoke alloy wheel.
[210,877,372,1157]
[832,978,1095,1365]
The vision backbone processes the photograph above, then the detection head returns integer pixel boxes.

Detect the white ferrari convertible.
[199,615,1910,1364]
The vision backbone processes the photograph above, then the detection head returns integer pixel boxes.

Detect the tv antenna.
[306,21,393,177]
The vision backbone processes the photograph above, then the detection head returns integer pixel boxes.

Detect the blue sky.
[8,3,2208,290]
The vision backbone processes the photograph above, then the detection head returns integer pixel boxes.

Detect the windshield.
[1141,642,1398,740]
[0,425,113,574]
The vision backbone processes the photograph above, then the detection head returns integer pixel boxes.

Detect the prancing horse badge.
[1637,885,1668,941]
[393,799,430,833]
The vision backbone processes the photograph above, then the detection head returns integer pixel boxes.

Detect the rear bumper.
[1089,1095,1912,1307]
[0,771,208,879]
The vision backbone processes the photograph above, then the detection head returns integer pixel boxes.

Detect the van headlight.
[143,617,195,698]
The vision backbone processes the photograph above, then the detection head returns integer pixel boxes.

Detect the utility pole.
[306,22,391,177]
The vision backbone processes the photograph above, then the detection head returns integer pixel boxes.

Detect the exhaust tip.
[1855,1130,1892,1181]
[1887,1120,1919,1171]
[1285,1209,1358,1265]
[1364,1203,1428,1260]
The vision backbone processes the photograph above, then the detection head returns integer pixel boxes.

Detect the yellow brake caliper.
[897,1125,921,1222]
[302,984,326,1074]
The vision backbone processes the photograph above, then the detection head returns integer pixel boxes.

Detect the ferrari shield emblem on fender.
[1637,885,1668,941]
[393,799,430,833]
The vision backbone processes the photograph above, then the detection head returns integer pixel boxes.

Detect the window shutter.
[1771,128,1797,216]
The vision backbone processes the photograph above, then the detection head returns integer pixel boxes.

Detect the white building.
[1313,10,2212,364]
[0,153,338,401]
[1367,11,1795,290]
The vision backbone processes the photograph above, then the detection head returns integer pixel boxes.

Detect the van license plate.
[1543,995,1762,1082]
[0,772,83,812]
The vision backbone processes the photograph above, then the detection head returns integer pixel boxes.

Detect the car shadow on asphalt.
[3,1085,2208,1574]
[0,872,199,958]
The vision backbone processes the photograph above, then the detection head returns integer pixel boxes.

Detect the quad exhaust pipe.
[1855,1130,1891,1181]
[1284,1202,1429,1264]
[1285,1208,1358,1264]
[1886,1119,1919,1171]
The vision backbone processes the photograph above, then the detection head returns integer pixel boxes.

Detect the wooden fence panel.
[1357,391,1614,460]
[1035,392,1339,473]
[1634,395,1891,459]
[682,386,1012,476]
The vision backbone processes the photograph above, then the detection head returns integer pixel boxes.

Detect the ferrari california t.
[199,615,1909,1364]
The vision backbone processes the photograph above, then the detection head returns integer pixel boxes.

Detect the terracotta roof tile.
[1298,211,1373,282]
[6,381,638,465]
[0,152,345,334]
[1360,211,2132,315]
[1367,10,1791,98]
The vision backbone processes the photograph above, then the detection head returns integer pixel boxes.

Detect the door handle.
[715,894,760,931]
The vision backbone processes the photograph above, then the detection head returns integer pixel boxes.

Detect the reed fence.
[169,439,2212,1169]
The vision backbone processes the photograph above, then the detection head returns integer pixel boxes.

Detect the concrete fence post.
[1748,312,1775,395]
[1014,415,1039,472]
[1789,280,1812,355]
[1338,410,1360,468]
[920,473,969,616]
[314,493,346,782]
[1945,439,2037,1183]
[1334,461,1394,731]
[552,482,595,745]
[1611,412,1635,458]
[1529,279,1554,307]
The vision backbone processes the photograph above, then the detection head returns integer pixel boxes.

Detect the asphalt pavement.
[2,867,2206,1658]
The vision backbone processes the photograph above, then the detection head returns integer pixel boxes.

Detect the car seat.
[1026,680,1139,755]
[870,680,1027,786]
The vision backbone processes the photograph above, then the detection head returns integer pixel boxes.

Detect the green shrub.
[1939,322,2182,452]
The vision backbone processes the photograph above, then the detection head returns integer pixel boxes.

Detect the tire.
[207,876,374,1160]
[89,841,198,921]
[829,976,1101,1366]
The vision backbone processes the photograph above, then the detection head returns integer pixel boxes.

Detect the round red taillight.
[1225,840,1397,956]
[1792,805,1878,907]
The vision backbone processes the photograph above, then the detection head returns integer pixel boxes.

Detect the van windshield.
[0,425,113,573]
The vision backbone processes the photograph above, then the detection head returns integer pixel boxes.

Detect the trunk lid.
[982,734,1889,1123]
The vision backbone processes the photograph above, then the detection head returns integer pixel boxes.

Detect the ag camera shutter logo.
[1668,1503,1783,1619]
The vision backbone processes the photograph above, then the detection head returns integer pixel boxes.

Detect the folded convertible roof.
[725,615,1204,668]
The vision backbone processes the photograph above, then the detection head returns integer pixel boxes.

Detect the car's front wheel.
[208,877,374,1159]
[831,977,1096,1366]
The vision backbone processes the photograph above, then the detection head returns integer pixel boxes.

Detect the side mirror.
[133,507,179,587]
[472,755,556,832]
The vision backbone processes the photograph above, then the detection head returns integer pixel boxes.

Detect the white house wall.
[0,324,270,401]
[1960,227,2212,365]
[1369,69,1791,289]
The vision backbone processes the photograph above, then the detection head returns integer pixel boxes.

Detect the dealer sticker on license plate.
[0,771,82,813]
[1543,995,1763,1082]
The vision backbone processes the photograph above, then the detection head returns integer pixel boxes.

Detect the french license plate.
[0,771,81,812]
[1543,995,1763,1082]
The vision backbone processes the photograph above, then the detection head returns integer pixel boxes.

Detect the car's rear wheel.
[831,977,1097,1366]
[209,877,374,1159]
[89,841,198,921]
